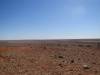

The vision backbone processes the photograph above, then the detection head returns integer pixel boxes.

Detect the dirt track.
[0,40,100,75]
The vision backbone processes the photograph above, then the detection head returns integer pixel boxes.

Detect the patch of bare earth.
[0,40,100,75]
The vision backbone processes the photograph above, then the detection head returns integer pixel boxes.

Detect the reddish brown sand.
[0,39,100,75]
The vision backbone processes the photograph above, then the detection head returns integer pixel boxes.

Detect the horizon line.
[0,38,100,41]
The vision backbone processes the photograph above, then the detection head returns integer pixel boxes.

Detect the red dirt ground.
[0,39,100,75]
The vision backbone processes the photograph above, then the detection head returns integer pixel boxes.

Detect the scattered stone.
[69,69,73,71]
[83,64,90,69]
[78,58,80,60]
[62,60,65,62]
[58,55,64,59]
[78,73,82,75]
[92,62,96,65]
[94,70,98,74]
[92,53,95,55]
[70,60,74,63]
[58,63,63,67]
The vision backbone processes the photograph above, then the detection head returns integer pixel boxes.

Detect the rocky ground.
[0,40,100,75]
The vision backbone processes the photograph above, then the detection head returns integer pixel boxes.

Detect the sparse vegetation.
[97,42,100,49]
[58,55,64,59]
[0,40,100,75]
[78,45,83,47]
[86,45,91,47]
[70,59,74,64]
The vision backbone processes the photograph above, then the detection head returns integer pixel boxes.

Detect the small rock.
[70,60,74,63]
[78,73,82,75]
[58,56,64,59]
[83,64,90,69]
[58,63,63,67]
[94,70,98,74]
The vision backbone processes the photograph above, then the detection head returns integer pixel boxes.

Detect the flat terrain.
[0,39,100,75]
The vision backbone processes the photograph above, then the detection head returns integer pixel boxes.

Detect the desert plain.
[0,39,100,75]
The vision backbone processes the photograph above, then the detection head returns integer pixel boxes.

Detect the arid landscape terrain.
[0,39,100,75]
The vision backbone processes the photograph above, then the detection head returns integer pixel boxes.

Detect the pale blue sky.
[0,0,100,40]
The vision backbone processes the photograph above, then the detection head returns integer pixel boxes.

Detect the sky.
[0,0,100,40]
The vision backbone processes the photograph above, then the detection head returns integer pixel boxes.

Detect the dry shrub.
[78,45,83,47]
[86,45,91,47]
[43,46,47,49]
[97,43,100,49]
